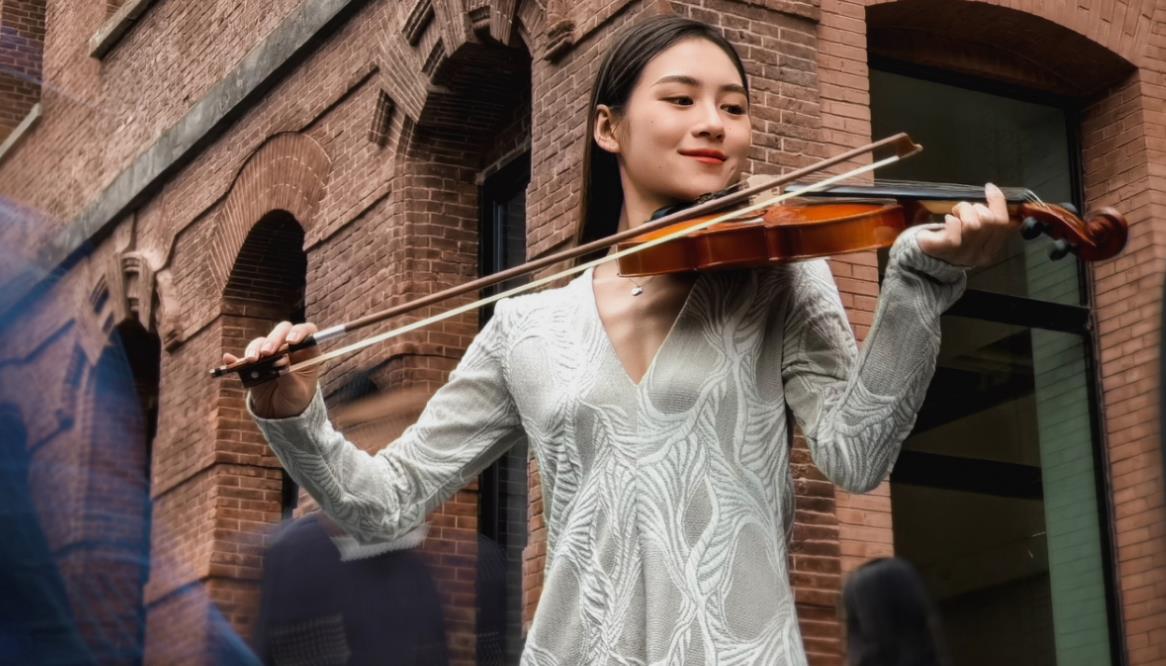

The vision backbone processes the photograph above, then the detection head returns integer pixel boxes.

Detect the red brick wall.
[0,0,44,139]
[0,0,304,250]
[1082,65,1166,664]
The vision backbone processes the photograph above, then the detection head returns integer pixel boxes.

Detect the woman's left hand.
[915,183,1017,267]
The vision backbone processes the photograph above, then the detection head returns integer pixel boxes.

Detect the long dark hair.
[843,558,951,666]
[576,15,750,254]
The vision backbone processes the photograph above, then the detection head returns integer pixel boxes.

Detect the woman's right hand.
[223,321,321,419]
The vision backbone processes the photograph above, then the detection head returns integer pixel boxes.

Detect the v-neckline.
[586,266,702,388]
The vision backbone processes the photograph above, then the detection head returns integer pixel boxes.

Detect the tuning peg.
[1021,217,1045,240]
[1058,202,1079,216]
[1048,239,1073,261]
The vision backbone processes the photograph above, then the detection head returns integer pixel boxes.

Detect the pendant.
[631,285,644,296]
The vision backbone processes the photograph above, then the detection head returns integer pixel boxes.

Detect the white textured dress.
[249,227,966,665]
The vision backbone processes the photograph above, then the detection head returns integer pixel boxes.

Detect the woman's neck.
[617,172,684,233]
[617,199,675,235]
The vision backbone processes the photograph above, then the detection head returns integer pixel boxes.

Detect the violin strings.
[874,178,1034,204]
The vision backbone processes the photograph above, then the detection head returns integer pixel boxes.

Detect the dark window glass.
[872,69,1117,666]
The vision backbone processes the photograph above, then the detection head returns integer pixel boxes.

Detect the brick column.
[1082,67,1166,666]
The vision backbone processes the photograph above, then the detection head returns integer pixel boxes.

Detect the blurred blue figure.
[0,407,93,665]
[0,205,260,665]
[0,220,93,664]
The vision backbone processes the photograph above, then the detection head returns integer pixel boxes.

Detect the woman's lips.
[680,150,727,165]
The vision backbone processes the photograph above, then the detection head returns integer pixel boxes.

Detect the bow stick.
[212,133,922,386]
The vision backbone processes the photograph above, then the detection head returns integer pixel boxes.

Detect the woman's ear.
[593,105,622,154]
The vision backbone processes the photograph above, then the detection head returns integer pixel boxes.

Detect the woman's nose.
[693,102,725,139]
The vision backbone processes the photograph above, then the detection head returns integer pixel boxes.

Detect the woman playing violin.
[226,16,1016,665]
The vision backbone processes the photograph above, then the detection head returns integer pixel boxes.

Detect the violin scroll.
[1016,204,1128,262]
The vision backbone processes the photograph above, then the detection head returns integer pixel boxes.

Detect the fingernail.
[288,334,299,343]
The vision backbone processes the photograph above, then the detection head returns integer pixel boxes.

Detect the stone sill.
[89,0,157,60]
[0,103,42,166]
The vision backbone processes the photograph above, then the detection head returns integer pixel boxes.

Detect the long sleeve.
[781,225,967,493]
[248,301,524,543]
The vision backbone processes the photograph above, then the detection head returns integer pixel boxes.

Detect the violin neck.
[788,180,1034,205]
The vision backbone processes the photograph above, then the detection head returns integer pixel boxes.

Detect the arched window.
[223,210,307,520]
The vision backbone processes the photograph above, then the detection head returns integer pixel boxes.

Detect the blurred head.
[578,16,752,249]
[843,558,950,666]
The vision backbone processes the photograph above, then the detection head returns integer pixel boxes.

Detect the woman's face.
[597,38,752,216]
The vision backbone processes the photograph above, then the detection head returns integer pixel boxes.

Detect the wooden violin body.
[616,185,1128,277]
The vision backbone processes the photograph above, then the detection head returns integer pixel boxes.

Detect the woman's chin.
[702,172,741,192]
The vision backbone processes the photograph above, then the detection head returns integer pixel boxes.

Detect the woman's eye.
[667,96,694,106]
[723,104,747,116]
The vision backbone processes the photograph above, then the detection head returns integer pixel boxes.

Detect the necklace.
[626,274,655,296]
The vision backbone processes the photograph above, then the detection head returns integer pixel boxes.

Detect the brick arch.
[817,0,1145,161]
[207,133,330,294]
[865,0,1140,96]
[206,209,309,643]
[419,40,532,132]
[868,0,1153,66]
[376,0,539,130]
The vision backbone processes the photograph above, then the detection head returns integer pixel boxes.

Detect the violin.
[615,182,1127,277]
[210,133,1127,387]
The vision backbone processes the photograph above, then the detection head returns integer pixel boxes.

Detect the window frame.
[871,57,1127,666]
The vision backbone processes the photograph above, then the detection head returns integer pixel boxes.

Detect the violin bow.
[211,133,923,386]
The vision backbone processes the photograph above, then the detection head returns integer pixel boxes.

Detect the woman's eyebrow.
[652,74,747,95]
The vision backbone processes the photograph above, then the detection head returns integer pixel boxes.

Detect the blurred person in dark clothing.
[0,233,93,665]
[253,512,447,665]
[842,557,950,666]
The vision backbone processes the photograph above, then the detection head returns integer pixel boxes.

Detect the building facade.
[0,0,1163,664]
